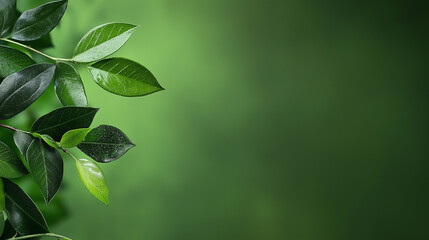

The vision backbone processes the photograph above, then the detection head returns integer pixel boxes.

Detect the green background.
[6,0,429,239]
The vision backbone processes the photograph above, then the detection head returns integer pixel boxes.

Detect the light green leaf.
[27,138,63,203]
[11,0,68,41]
[0,141,27,178]
[54,62,87,107]
[75,158,109,205]
[32,133,60,149]
[60,128,90,148]
[88,58,163,97]
[73,23,137,63]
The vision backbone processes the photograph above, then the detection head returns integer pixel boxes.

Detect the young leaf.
[40,134,61,149]
[11,0,68,41]
[76,158,109,205]
[0,0,16,37]
[13,131,34,158]
[0,141,27,178]
[54,62,88,107]
[60,128,90,148]
[27,138,63,203]
[0,45,35,81]
[0,64,55,120]
[78,125,135,163]
[31,107,99,141]
[3,179,49,235]
[88,58,163,97]
[73,23,137,63]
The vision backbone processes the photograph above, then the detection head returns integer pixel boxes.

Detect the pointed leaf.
[31,107,99,141]
[73,23,137,63]
[78,125,135,163]
[27,138,63,203]
[76,158,109,205]
[3,179,49,235]
[88,58,163,97]
[0,45,35,81]
[60,128,90,148]
[0,141,27,178]
[13,131,34,158]
[11,0,68,41]
[0,0,16,37]
[54,62,87,106]
[0,63,55,120]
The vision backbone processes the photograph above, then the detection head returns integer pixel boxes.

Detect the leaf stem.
[0,123,31,134]
[6,233,72,240]
[0,38,75,63]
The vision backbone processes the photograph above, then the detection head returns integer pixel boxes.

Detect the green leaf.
[32,132,60,149]
[0,179,4,211]
[60,128,90,148]
[0,211,4,236]
[13,131,34,158]
[31,107,99,141]
[73,23,137,63]
[1,219,16,239]
[27,138,63,203]
[11,0,68,41]
[0,141,27,179]
[0,0,16,37]
[3,179,49,235]
[0,45,35,81]
[75,158,109,205]
[54,62,88,107]
[88,58,163,97]
[78,125,135,163]
[0,63,55,120]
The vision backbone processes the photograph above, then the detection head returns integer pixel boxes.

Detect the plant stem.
[0,123,31,134]
[0,38,75,63]
[6,233,72,240]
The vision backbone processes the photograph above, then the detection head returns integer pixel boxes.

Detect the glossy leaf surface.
[31,107,99,141]
[60,128,90,148]
[11,0,68,41]
[78,125,135,163]
[73,23,137,63]
[0,0,15,36]
[13,131,34,158]
[88,58,163,97]
[4,179,49,235]
[27,138,63,203]
[54,62,87,107]
[76,158,109,205]
[0,141,27,178]
[0,45,35,81]
[0,64,55,120]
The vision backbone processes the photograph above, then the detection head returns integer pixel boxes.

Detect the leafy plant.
[0,0,163,239]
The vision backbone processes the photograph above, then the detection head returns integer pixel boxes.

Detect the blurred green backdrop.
[5,0,429,239]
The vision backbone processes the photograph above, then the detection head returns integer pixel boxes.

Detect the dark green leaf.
[11,0,68,41]
[0,219,16,239]
[73,23,137,63]
[26,138,63,203]
[31,107,98,141]
[0,211,4,237]
[78,125,135,163]
[0,0,16,37]
[0,45,35,81]
[54,62,87,107]
[3,179,49,235]
[17,33,54,50]
[0,63,55,120]
[60,128,89,148]
[88,58,163,97]
[0,179,4,211]
[76,158,109,205]
[0,141,27,179]
[13,131,34,158]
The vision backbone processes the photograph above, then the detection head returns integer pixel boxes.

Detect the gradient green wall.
[11,0,429,239]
